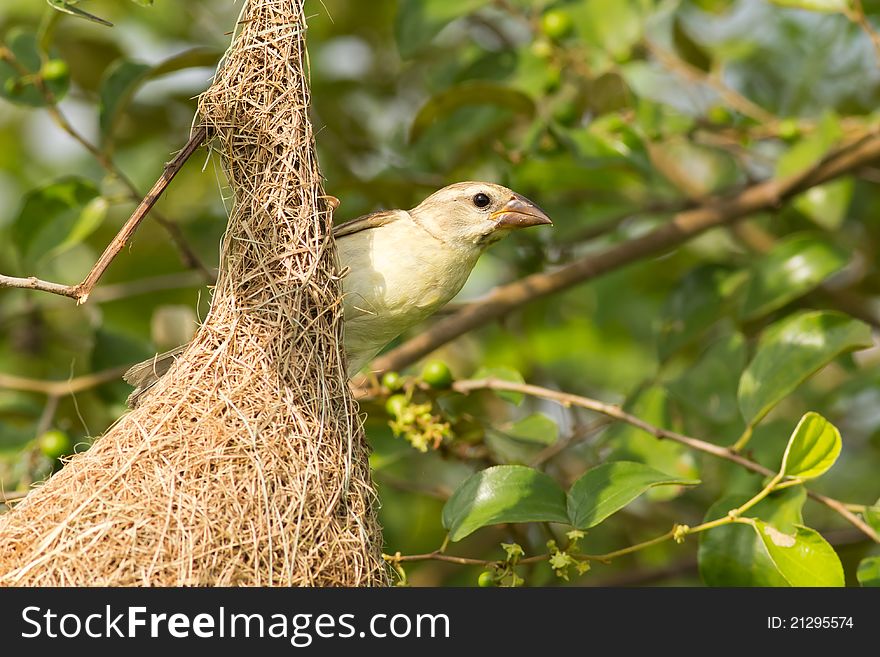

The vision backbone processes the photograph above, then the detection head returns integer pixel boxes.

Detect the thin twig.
[0,45,211,278]
[452,377,880,543]
[730,220,880,329]
[0,127,208,303]
[373,131,880,373]
[530,417,611,466]
[644,39,777,125]
[73,127,209,303]
[387,522,872,583]
[0,365,130,397]
[847,0,880,64]
[565,199,695,244]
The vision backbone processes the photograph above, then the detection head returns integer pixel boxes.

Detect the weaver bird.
[124,181,551,405]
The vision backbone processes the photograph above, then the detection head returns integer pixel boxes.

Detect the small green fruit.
[552,100,580,126]
[420,360,453,389]
[543,66,562,92]
[40,59,69,81]
[530,39,554,60]
[541,9,574,41]
[381,371,403,391]
[3,77,22,95]
[778,118,800,141]
[477,570,496,587]
[706,105,732,125]
[385,394,408,418]
[37,429,72,459]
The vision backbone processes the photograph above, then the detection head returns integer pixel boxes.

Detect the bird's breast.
[335,218,479,371]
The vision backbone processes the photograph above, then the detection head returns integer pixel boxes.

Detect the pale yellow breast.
[336,215,479,373]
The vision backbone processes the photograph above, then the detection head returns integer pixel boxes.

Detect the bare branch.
[644,39,776,125]
[0,46,211,276]
[73,127,209,303]
[0,365,131,397]
[0,127,208,304]
[848,1,880,64]
[0,274,81,300]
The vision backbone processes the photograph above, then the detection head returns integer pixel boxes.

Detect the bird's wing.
[332,209,404,239]
[123,345,187,407]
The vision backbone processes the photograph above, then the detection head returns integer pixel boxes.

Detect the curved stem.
[451,377,880,544]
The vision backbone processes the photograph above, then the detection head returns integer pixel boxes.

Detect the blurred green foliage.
[1,0,880,587]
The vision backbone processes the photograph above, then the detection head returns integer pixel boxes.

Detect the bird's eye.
[473,193,491,208]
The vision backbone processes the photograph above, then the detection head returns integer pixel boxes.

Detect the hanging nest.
[0,0,389,586]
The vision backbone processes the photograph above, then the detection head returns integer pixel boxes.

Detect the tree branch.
[0,45,211,278]
[0,127,208,304]
[848,1,880,64]
[452,377,880,544]
[373,131,880,373]
[0,365,131,397]
[644,39,777,125]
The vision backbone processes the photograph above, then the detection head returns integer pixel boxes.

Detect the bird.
[124,181,551,406]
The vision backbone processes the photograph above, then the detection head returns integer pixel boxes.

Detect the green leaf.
[0,29,70,107]
[500,413,558,446]
[656,265,733,361]
[604,386,699,499]
[98,60,152,139]
[567,461,699,529]
[100,48,219,141]
[667,331,746,424]
[149,47,219,77]
[768,0,850,12]
[473,366,525,405]
[776,112,842,178]
[569,0,644,62]
[738,311,873,427]
[780,412,841,479]
[395,0,487,58]
[46,0,113,26]
[857,555,880,587]
[699,486,806,586]
[793,178,853,230]
[11,177,102,264]
[672,17,711,72]
[48,196,108,259]
[410,81,534,142]
[740,234,849,321]
[442,465,569,541]
[866,501,880,534]
[752,521,844,587]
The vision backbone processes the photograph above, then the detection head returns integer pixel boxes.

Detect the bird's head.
[409,181,552,249]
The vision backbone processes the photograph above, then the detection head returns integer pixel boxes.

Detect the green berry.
[552,100,580,127]
[37,429,72,459]
[385,394,408,418]
[381,371,403,391]
[530,39,554,60]
[3,77,21,95]
[477,570,496,587]
[420,360,453,389]
[778,118,800,141]
[541,9,574,41]
[706,105,732,125]
[543,66,562,93]
[40,59,69,82]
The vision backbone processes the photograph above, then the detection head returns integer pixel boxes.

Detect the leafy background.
[1,0,879,586]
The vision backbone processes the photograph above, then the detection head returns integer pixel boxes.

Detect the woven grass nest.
[0,0,389,586]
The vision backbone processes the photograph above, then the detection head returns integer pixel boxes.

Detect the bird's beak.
[490,194,553,230]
